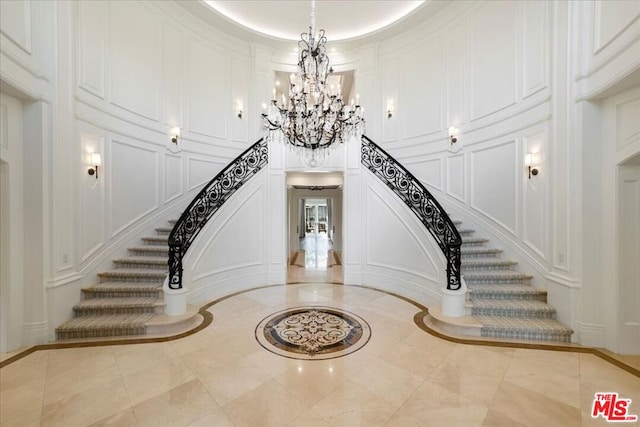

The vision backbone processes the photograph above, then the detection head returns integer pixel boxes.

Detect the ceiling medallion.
[255,306,371,360]
[262,0,364,168]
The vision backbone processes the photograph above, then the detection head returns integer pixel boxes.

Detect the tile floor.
[1,284,639,426]
[288,232,343,284]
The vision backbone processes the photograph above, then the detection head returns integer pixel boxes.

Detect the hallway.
[288,232,343,284]
[1,284,639,426]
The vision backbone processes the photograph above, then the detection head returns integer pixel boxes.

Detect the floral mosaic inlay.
[256,307,371,360]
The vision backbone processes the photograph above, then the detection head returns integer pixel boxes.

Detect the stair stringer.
[180,169,273,306]
[354,169,449,306]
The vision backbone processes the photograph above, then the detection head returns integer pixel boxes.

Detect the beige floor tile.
[428,360,503,406]
[46,346,116,378]
[131,379,223,427]
[274,361,349,406]
[44,363,123,406]
[308,379,398,426]
[112,342,180,376]
[392,379,489,426]
[198,363,273,406]
[41,377,131,427]
[349,357,424,407]
[489,380,581,426]
[88,409,138,426]
[222,378,308,427]
[511,348,580,377]
[121,359,196,406]
[481,408,528,426]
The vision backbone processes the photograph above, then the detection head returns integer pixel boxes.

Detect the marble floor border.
[1,283,639,379]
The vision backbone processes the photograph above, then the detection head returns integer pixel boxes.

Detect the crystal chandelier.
[262,0,364,167]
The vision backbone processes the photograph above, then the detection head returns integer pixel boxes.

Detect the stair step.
[82,282,162,298]
[452,220,462,226]
[475,316,573,342]
[461,257,517,271]
[469,300,555,318]
[128,246,169,256]
[98,269,166,283]
[457,228,475,236]
[113,256,168,270]
[56,313,155,340]
[168,219,178,225]
[461,247,503,258]
[464,271,532,284]
[469,284,547,301]
[155,226,172,235]
[73,297,161,316]
[142,236,169,245]
[461,237,489,246]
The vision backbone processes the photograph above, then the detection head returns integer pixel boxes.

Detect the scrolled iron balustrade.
[361,135,462,291]
[167,138,268,290]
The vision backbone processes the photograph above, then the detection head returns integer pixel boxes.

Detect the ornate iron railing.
[167,138,268,290]
[361,135,462,290]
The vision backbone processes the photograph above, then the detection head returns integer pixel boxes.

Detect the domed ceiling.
[203,1,425,41]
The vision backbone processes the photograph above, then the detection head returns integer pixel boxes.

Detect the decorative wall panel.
[109,1,160,120]
[0,0,31,53]
[164,153,183,203]
[191,187,263,276]
[446,154,465,202]
[471,141,517,233]
[523,0,548,98]
[186,39,228,139]
[231,57,249,143]
[470,1,517,120]
[78,1,104,97]
[80,133,104,261]
[162,23,184,127]
[187,157,223,191]
[110,140,158,236]
[617,98,640,150]
[402,39,443,138]
[594,0,640,52]
[382,58,399,142]
[409,158,442,191]
[523,132,546,257]
[365,187,438,278]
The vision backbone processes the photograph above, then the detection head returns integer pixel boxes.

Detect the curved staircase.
[429,219,573,343]
[55,219,197,340]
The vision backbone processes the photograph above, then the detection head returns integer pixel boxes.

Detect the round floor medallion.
[255,306,371,360]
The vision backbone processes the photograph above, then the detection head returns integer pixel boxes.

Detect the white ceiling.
[203,1,425,41]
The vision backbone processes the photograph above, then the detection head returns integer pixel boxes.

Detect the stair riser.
[481,329,571,343]
[129,249,169,257]
[142,238,169,246]
[471,308,554,318]
[57,327,146,340]
[98,275,165,283]
[471,293,547,302]
[113,262,167,270]
[74,306,159,316]
[83,290,161,298]
[461,252,502,259]
[462,264,516,272]
[465,277,531,285]
[461,241,487,247]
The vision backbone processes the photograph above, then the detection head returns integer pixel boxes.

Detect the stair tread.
[475,315,572,332]
[464,271,532,279]
[128,245,169,252]
[462,257,517,266]
[142,236,169,241]
[470,299,555,311]
[155,227,173,232]
[56,313,155,330]
[469,284,546,294]
[113,256,168,264]
[462,237,488,243]
[84,281,162,290]
[98,268,167,276]
[461,247,502,254]
[75,297,159,308]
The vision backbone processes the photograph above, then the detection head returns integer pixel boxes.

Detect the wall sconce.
[387,102,394,119]
[236,101,243,119]
[170,127,180,144]
[88,152,101,179]
[525,154,539,179]
[448,126,459,145]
